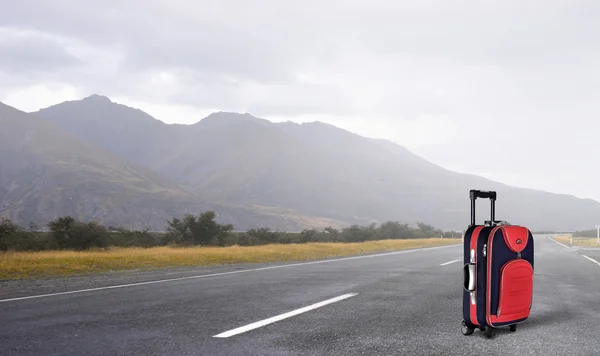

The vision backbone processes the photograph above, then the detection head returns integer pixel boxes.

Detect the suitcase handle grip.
[470,190,497,226]
[470,190,496,200]
[463,263,476,292]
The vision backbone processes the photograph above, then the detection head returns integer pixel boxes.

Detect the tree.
[324,227,339,235]
[166,211,234,246]
[300,229,318,243]
[166,215,194,245]
[379,221,412,240]
[48,216,76,249]
[0,218,19,237]
[341,225,371,242]
[196,211,234,245]
[0,218,22,251]
[48,216,108,250]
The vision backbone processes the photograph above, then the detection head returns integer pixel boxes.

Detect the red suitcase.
[462,190,534,338]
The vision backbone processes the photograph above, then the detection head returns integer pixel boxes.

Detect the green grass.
[0,238,460,280]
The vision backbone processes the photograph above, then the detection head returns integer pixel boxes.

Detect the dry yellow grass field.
[554,235,600,247]
[0,238,460,280]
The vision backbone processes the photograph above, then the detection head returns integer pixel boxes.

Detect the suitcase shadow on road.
[469,310,572,339]
[519,309,573,330]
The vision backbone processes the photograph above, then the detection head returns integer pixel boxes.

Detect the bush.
[0,218,17,250]
[106,227,162,247]
[572,229,598,238]
[166,211,234,246]
[0,218,30,251]
[49,216,109,250]
[246,228,279,244]
[237,232,259,246]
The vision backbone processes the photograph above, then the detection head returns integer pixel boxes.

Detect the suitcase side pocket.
[493,259,533,325]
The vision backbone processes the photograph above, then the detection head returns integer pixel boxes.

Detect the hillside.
[29,94,185,168]
[33,95,600,231]
[0,101,333,231]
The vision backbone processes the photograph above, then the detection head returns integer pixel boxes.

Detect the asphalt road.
[2,236,600,356]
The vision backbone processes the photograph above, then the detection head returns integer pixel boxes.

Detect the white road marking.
[213,293,358,338]
[440,259,460,266]
[581,254,600,267]
[0,243,459,303]
[548,236,571,250]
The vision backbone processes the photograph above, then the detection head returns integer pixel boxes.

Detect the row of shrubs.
[0,211,459,251]
[571,229,599,238]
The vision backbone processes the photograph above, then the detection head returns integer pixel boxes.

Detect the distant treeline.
[0,211,459,251]
[572,229,599,238]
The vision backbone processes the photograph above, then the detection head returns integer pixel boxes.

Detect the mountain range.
[0,94,597,231]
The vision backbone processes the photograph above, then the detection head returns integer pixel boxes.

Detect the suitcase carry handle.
[463,263,476,292]
[470,189,496,227]
[463,248,476,292]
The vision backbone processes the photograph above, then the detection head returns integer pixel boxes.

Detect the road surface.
[1,236,600,355]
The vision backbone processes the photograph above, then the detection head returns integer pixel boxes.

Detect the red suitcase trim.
[485,227,500,326]
[469,226,484,326]
[500,226,529,253]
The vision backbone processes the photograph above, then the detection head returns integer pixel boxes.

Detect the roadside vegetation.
[0,238,459,279]
[554,234,600,247]
[0,212,460,251]
[570,229,600,239]
[0,212,461,279]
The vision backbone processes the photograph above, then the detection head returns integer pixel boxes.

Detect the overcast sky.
[1,0,599,201]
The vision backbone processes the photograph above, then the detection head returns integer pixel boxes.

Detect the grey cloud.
[3,0,600,118]
[0,30,81,74]
[0,1,325,85]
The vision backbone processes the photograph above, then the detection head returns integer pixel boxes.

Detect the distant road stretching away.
[2,236,600,355]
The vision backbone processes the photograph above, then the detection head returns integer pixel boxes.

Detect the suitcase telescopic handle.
[469,190,497,227]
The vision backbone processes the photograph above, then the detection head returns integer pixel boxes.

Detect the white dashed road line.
[213,293,359,338]
[581,254,600,267]
[440,259,460,266]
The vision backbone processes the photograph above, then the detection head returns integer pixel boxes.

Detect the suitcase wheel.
[461,320,474,336]
[509,324,517,332]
